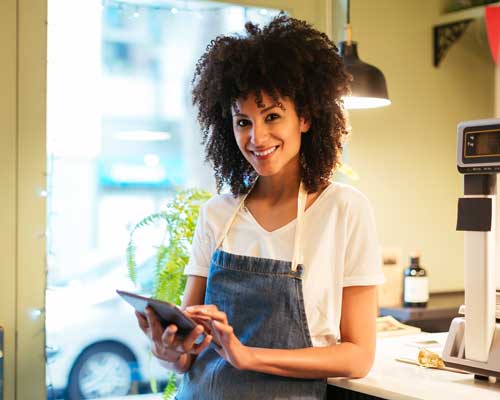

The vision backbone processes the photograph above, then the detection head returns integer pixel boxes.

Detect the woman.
[136,14,384,399]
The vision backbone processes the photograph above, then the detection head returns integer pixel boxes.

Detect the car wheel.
[66,342,138,399]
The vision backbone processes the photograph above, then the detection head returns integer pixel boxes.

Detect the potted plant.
[126,187,212,398]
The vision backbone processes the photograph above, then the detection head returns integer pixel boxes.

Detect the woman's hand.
[185,305,256,370]
[135,306,213,363]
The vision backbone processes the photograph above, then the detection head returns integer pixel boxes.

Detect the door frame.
[0,0,21,399]
[18,0,48,399]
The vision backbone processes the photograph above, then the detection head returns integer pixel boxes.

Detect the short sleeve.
[183,202,213,277]
[343,191,385,287]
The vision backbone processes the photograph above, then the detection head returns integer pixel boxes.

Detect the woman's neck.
[250,162,301,205]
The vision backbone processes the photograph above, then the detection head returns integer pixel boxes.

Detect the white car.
[46,257,173,399]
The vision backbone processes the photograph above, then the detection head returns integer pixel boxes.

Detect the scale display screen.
[464,128,500,158]
[457,120,500,174]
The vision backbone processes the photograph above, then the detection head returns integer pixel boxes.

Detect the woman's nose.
[250,123,269,145]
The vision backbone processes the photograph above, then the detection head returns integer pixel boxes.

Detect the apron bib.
[176,182,327,400]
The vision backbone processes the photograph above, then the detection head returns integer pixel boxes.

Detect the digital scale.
[443,118,500,379]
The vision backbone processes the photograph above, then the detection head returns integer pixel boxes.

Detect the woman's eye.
[236,119,250,127]
[266,113,280,121]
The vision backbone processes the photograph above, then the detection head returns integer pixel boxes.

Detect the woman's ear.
[300,116,311,134]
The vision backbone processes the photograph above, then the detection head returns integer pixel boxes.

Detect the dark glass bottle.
[403,254,429,308]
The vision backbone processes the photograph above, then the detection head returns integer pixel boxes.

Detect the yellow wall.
[0,0,19,398]
[0,1,47,399]
[335,0,495,292]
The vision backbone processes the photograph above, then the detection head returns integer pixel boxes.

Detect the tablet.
[117,289,221,348]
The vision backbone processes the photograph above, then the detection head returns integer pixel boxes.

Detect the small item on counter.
[394,333,470,374]
[402,251,429,308]
[377,247,404,307]
[376,315,421,337]
[417,348,445,369]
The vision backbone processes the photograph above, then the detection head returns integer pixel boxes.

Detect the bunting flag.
[485,6,500,64]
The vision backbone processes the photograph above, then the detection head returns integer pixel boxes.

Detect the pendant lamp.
[339,0,390,109]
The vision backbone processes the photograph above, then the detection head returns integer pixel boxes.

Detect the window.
[46,1,280,398]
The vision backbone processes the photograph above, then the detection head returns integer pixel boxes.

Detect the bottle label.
[404,277,429,303]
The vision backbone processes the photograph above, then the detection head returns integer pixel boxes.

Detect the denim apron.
[176,182,327,400]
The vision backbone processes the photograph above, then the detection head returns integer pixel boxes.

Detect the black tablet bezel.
[116,289,197,336]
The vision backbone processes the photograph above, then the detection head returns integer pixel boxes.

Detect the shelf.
[379,292,464,332]
[433,1,500,67]
[436,3,498,25]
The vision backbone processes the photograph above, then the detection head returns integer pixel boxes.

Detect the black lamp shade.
[339,41,390,109]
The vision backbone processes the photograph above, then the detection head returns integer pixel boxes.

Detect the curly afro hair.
[192,13,351,196]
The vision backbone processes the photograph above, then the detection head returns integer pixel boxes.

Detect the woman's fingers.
[178,324,204,352]
[135,311,148,334]
[212,320,233,335]
[160,323,213,356]
[215,310,228,324]
[210,320,231,347]
[145,307,164,343]
[161,324,178,348]
[186,305,228,325]
[138,306,216,362]
[191,317,214,336]
[140,304,225,360]
[185,304,218,314]
[192,333,213,354]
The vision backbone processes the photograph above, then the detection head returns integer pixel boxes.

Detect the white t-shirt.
[184,182,385,347]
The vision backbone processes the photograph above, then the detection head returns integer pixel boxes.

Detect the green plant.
[126,187,212,399]
[126,187,212,304]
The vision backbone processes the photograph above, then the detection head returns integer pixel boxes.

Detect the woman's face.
[232,92,310,178]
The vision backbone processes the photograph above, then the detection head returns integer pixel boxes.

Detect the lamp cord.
[345,0,352,44]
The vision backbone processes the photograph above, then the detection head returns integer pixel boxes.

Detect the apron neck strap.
[291,181,307,272]
[216,179,307,272]
[216,190,252,249]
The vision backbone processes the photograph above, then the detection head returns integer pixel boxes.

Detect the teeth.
[254,147,277,157]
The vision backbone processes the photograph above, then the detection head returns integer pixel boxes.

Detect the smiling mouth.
[251,146,279,158]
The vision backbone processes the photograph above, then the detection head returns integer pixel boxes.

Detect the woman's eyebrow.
[232,104,283,117]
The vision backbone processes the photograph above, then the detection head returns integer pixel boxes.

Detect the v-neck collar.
[240,183,334,234]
